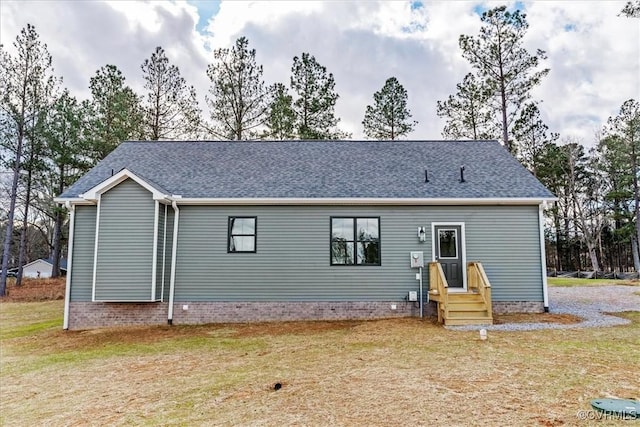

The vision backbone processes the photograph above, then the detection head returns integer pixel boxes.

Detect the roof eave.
[169,197,558,206]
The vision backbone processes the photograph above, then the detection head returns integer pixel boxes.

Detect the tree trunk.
[0,140,23,295]
[16,161,34,286]
[553,207,562,270]
[632,238,640,273]
[586,242,600,272]
[0,125,27,295]
[51,210,63,278]
[51,165,66,278]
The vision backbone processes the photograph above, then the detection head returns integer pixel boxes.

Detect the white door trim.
[431,222,467,292]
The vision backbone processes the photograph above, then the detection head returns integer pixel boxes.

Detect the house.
[20,258,67,279]
[55,140,556,329]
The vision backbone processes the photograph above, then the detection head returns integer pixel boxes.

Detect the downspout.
[168,200,180,325]
[539,202,550,312]
[63,201,75,330]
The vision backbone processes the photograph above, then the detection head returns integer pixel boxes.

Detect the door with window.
[434,225,464,289]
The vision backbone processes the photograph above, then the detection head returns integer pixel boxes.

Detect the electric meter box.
[410,251,424,268]
[408,291,418,301]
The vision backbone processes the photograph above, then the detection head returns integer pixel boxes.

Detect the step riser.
[444,319,493,326]
[436,291,493,326]
[447,304,487,311]
[446,312,491,318]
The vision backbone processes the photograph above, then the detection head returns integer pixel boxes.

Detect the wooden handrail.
[467,261,492,320]
[429,262,449,323]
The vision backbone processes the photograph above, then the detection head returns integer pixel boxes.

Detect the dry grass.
[1,300,638,426]
[1,277,66,301]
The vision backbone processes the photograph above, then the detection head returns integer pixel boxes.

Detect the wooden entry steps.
[428,261,493,326]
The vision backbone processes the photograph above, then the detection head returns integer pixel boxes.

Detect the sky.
[1,0,638,147]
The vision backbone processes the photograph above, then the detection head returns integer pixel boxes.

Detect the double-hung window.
[330,217,380,265]
[228,217,257,253]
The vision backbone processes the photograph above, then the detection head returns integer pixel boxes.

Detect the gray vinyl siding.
[94,179,155,301]
[174,205,543,302]
[162,208,174,302]
[69,205,97,301]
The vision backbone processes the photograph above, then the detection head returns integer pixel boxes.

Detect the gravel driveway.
[449,285,640,331]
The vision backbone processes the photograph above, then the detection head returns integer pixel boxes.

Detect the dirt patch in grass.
[1,277,65,301]
[493,312,583,325]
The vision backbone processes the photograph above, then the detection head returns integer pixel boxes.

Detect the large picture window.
[330,217,380,265]
[228,217,257,253]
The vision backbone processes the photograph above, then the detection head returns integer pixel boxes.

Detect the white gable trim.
[80,169,168,202]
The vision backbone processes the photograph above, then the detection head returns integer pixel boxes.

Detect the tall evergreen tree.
[45,89,89,277]
[536,142,569,270]
[362,77,416,140]
[596,133,637,271]
[85,65,143,163]
[457,5,549,153]
[512,102,559,175]
[0,24,58,295]
[604,99,640,271]
[141,46,201,140]
[436,73,497,140]
[290,53,346,139]
[263,83,295,140]
[206,37,270,140]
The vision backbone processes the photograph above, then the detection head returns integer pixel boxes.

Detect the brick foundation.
[68,302,169,329]
[67,301,430,330]
[67,300,542,329]
[492,301,545,314]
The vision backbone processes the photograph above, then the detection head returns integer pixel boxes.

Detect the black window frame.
[227,216,257,253]
[330,216,381,266]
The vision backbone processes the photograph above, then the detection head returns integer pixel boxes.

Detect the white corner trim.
[91,194,102,302]
[539,204,550,309]
[80,169,167,202]
[151,200,159,301]
[431,222,467,291]
[63,204,75,330]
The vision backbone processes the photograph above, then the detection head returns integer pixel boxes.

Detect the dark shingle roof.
[60,140,555,200]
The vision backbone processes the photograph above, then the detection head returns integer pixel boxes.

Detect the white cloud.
[0,0,637,146]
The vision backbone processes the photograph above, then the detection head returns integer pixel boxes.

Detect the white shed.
[21,258,67,278]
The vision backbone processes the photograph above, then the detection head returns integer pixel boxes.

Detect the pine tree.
[604,99,640,271]
[263,83,295,140]
[457,6,549,153]
[290,53,346,139]
[362,77,416,140]
[141,46,202,140]
[85,65,143,163]
[512,102,558,174]
[206,37,270,140]
[436,73,497,140]
[0,24,58,295]
[45,89,90,277]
